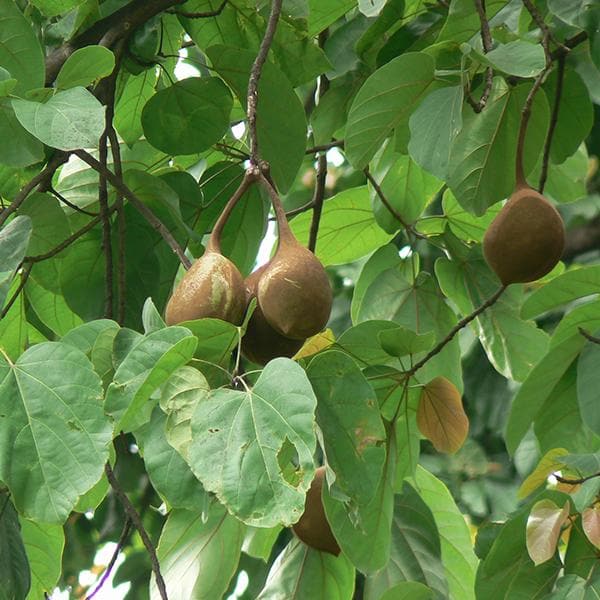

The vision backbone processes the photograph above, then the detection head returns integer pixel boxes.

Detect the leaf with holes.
[189,358,317,527]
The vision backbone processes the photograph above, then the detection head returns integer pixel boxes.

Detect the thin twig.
[521,0,566,57]
[306,140,344,154]
[167,0,227,18]
[0,152,69,228]
[465,0,494,113]
[74,150,191,269]
[0,264,33,320]
[404,285,507,378]
[539,55,565,193]
[247,0,283,165]
[104,463,168,600]
[364,168,426,239]
[48,187,98,216]
[308,154,328,253]
[579,327,600,345]
[554,472,600,486]
[86,518,132,600]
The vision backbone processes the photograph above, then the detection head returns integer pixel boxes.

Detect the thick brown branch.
[539,55,565,193]
[247,0,283,164]
[0,152,69,228]
[74,150,191,269]
[168,0,227,18]
[104,464,168,600]
[404,285,507,378]
[465,0,493,113]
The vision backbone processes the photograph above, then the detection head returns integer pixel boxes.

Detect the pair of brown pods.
[165,171,332,365]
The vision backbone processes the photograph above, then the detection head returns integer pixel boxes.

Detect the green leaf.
[13,87,106,151]
[0,100,44,167]
[114,69,158,147]
[323,433,396,573]
[242,525,282,562]
[475,500,563,599]
[141,77,233,155]
[307,351,386,505]
[0,216,31,308]
[437,0,505,43]
[0,495,30,600]
[179,318,239,369]
[518,449,570,499]
[30,0,86,17]
[443,189,501,243]
[19,192,70,257]
[105,327,197,433]
[447,79,549,215]
[369,144,443,230]
[345,52,436,169]
[135,407,207,511]
[19,518,64,600]
[290,186,394,265]
[308,0,356,35]
[189,358,317,527]
[336,320,402,367]
[257,538,356,599]
[436,248,549,382]
[478,41,546,78]
[55,46,115,90]
[61,319,120,356]
[206,45,307,192]
[408,86,464,180]
[414,466,478,600]
[150,504,244,600]
[577,334,600,437]
[379,582,434,600]
[379,327,435,359]
[0,0,45,93]
[0,342,111,523]
[522,266,600,319]
[526,499,571,566]
[544,69,594,165]
[364,483,449,599]
[142,297,166,334]
[160,366,210,462]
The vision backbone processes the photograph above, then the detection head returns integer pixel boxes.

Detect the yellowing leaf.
[582,507,600,548]
[526,499,570,566]
[417,376,468,454]
[294,329,335,360]
[517,448,569,499]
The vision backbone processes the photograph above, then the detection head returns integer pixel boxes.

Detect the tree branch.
[47,186,98,217]
[579,327,600,345]
[306,140,344,154]
[0,264,33,321]
[404,285,507,378]
[247,0,283,165]
[308,154,328,253]
[465,0,493,113]
[167,0,227,18]
[104,464,168,600]
[0,152,69,228]
[539,55,565,193]
[74,150,191,269]
[554,471,600,486]
[85,517,132,600]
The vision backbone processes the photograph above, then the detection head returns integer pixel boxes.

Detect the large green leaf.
[150,504,244,600]
[0,342,111,523]
[257,538,356,599]
[308,0,356,35]
[437,0,505,43]
[577,333,600,437]
[345,52,436,169]
[13,87,106,151]
[447,79,549,215]
[189,358,317,527]
[479,41,546,78]
[0,495,30,600]
[135,407,207,511]
[55,46,115,90]
[364,483,449,599]
[0,0,45,93]
[435,248,549,382]
[369,143,443,230]
[141,77,233,155]
[20,518,64,599]
[408,86,464,180]
[206,45,307,192]
[521,266,600,320]
[414,466,478,600]
[0,216,31,308]
[323,432,397,574]
[290,186,394,265]
[104,326,198,432]
[307,351,386,505]
[0,100,44,167]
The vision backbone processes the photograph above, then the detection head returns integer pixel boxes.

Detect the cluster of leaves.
[1,0,600,599]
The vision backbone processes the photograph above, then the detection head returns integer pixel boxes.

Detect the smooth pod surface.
[292,466,340,556]
[483,186,565,285]
[165,251,246,325]
[257,241,332,340]
[241,266,305,365]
